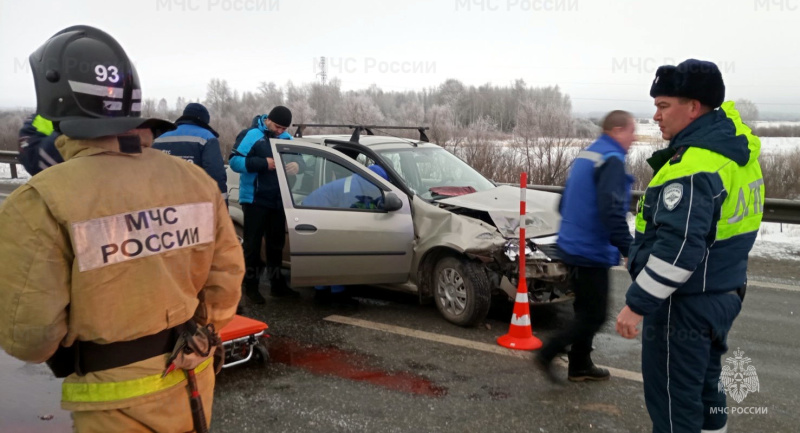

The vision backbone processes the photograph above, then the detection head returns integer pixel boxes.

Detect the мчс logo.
[718,348,760,404]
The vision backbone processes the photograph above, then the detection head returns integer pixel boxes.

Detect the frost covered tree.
[736,99,759,124]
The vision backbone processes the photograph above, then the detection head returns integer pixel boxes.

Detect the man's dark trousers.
[539,266,609,369]
[241,203,287,293]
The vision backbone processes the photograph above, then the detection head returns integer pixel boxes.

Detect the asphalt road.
[0,186,798,432]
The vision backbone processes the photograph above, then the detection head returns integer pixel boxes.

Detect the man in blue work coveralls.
[535,110,635,383]
[616,59,764,433]
[302,164,391,306]
[153,103,227,199]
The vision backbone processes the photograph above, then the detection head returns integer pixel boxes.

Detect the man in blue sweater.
[153,103,227,197]
[535,110,635,382]
[230,106,303,303]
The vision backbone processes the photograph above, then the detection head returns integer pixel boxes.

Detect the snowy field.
[634,120,800,154]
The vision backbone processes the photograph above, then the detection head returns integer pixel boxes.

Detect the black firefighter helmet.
[28,25,174,139]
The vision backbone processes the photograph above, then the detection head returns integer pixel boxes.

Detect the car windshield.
[377,147,495,200]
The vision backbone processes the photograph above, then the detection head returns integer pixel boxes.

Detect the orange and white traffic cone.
[497,172,542,351]
[497,276,542,350]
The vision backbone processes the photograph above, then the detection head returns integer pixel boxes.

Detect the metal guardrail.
[524,184,800,225]
[0,150,20,179]
[1,150,797,224]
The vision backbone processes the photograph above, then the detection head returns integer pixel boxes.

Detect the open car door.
[272,139,414,287]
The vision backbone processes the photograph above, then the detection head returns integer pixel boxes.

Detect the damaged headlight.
[503,239,551,262]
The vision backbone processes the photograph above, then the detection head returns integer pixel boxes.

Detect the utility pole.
[317,57,327,86]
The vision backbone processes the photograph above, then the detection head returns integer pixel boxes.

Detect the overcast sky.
[2,0,799,116]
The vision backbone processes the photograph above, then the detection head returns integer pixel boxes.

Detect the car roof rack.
[292,124,430,143]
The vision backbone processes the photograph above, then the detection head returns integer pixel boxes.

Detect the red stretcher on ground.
[218,315,269,368]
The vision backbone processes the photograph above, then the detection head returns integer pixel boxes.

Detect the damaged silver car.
[227,126,570,326]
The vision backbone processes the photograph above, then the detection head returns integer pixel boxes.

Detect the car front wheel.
[433,255,491,327]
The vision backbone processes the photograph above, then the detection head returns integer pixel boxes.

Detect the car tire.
[433,255,491,327]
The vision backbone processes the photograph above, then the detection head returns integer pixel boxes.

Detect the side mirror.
[384,193,403,212]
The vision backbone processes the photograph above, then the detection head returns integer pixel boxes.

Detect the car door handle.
[295,224,317,233]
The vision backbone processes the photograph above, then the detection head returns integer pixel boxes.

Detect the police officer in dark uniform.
[616,59,764,433]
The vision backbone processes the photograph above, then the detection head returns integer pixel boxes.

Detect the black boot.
[269,268,300,298]
[568,364,610,382]
[245,285,266,305]
[567,352,609,381]
[534,354,564,385]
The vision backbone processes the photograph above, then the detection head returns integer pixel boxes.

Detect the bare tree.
[157,98,169,117]
[341,94,385,125]
[511,86,579,186]
[257,81,284,109]
[735,99,759,125]
[205,78,233,114]
[141,99,157,118]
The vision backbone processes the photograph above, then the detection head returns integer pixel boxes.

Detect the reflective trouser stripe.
[62,358,212,403]
[701,424,728,433]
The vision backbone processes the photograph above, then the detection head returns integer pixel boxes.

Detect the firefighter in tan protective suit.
[0,26,244,432]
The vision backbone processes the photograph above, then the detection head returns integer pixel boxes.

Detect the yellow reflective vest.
[626,101,764,315]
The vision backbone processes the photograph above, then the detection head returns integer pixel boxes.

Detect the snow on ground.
[0,163,30,184]
[751,222,800,262]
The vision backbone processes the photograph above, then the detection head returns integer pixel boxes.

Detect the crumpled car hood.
[437,185,561,238]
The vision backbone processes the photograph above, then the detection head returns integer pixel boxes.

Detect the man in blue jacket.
[535,110,635,382]
[18,114,63,176]
[153,103,227,197]
[230,106,303,303]
[616,60,764,433]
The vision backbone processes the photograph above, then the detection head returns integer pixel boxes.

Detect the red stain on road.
[268,338,447,398]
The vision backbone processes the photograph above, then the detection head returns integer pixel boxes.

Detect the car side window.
[282,151,385,211]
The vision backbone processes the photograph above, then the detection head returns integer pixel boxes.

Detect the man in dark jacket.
[616,60,764,433]
[152,103,227,197]
[535,110,635,382]
[18,114,63,175]
[230,106,304,303]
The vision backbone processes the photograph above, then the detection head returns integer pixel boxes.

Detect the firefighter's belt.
[49,323,189,377]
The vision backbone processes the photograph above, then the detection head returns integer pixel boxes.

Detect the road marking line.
[0,193,9,198]
[746,280,800,293]
[324,315,643,383]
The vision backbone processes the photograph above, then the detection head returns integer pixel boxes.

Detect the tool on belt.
[162,321,222,433]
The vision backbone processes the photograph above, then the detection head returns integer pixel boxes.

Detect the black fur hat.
[649,59,725,108]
